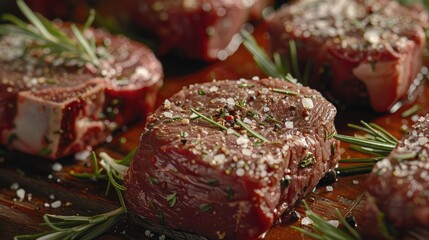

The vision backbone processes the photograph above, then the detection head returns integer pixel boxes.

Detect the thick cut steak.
[0,29,163,159]
[124,78,340,239]
[365,114,429,238]
[267,0,428,112]
[128,0,272,61]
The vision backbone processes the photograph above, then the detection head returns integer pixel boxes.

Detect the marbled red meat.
[0,28,163,159]
[365,114,429,239]
[267,0,428,112]
[124,78,340,239]
[128,0,272,61]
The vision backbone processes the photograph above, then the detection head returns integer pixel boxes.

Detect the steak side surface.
[267,0,428,112]
[128,0,272,61]
[365,114,429,238]
[0,28,163,159]
[124,78,340,239]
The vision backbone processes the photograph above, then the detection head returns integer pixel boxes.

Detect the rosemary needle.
[14,157,127,240]
[0,0,103,68]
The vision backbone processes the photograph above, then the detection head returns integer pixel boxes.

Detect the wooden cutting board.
[1,23,428,240]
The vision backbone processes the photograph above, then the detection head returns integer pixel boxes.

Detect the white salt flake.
[159,235,166,240]
[242,148,252,156]
[327,220,340,228]
[16,188,25,201]
[236,136,250,145]
[44,203,50,207]
[226,97,235,106]
[190,113,198,119]
[262,88,269,94]
[236,168,245,177]
[51,162,63,172]
[49,194,55,200]
[243,118,253,124]
[213,154,227,164]
[302,98,314,109]
[51,200,62,209]
[75,150,91,161]
[263,106,270,112]
[163,111,173,118]
[326,186,334,192]
[352,180,359,185]
[227,128,235,135]
[252,76,260,81]
[301,217,314,226]
[10,182,19,190]
[209,86,219,92]
[285,121,294,129]
[145,230,151,237]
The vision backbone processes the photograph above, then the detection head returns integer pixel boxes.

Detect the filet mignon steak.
[267,0,428,112]
[0,28,163,159]
[128,0,272,61]
[366,114,429,238]
[124,78,340,239]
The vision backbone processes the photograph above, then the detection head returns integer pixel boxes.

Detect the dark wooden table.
[1,23,428,240]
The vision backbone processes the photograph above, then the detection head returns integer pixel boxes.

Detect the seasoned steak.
[366,114,429,238]
[124,78,340,239]
[128,0,272,61]
[0,28,163,159]
[267,0,428,112]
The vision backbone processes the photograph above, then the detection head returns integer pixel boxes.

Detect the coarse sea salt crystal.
[302,98,314,109]
[285,121,294,129]
[226,98,235,106]
[236,136,250,145]
[75,150,91,161]
[51,200,62,209]
[163,111,173,118]
[301,217,313,226]
[209,86,219,92]
[243,118,253,124]
[10,182,19,190]
[16,188,25,201]
[326,186,334,192]
[262,88,269,94]
[327,220,340,228]
[51,162,63,172]
[236,168,245,176]
[242,148,252,156]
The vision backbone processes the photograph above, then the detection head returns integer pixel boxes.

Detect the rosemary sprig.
[291,201,362,240]
[0,0,102,68]
[190,108,269,143]
[271,88,299,95]
[235,118,269,143]
[334,122,398,175]
[400,104,421,118]
[241,29,286,80]
[14,160,127,240]
[190,108,240,137]
[71,149,135,182]
[241,29,311,84]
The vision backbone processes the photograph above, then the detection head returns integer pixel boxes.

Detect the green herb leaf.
[199,203,213,213]
[235,118,269,143]
[291,200,362,240]
[166,193,177,208]
[1,0,103,69]
[14,154,127,240]
[300,153,316,168]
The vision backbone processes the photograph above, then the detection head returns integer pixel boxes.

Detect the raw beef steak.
[124,78,340,239]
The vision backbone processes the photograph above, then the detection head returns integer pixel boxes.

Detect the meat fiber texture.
[365,114,429,239]
[0,28,163,159]
[267,0,428,112]
[128,0,272,61]
[124,78,340,239]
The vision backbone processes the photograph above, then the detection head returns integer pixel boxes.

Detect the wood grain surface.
[1,22,428,240]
